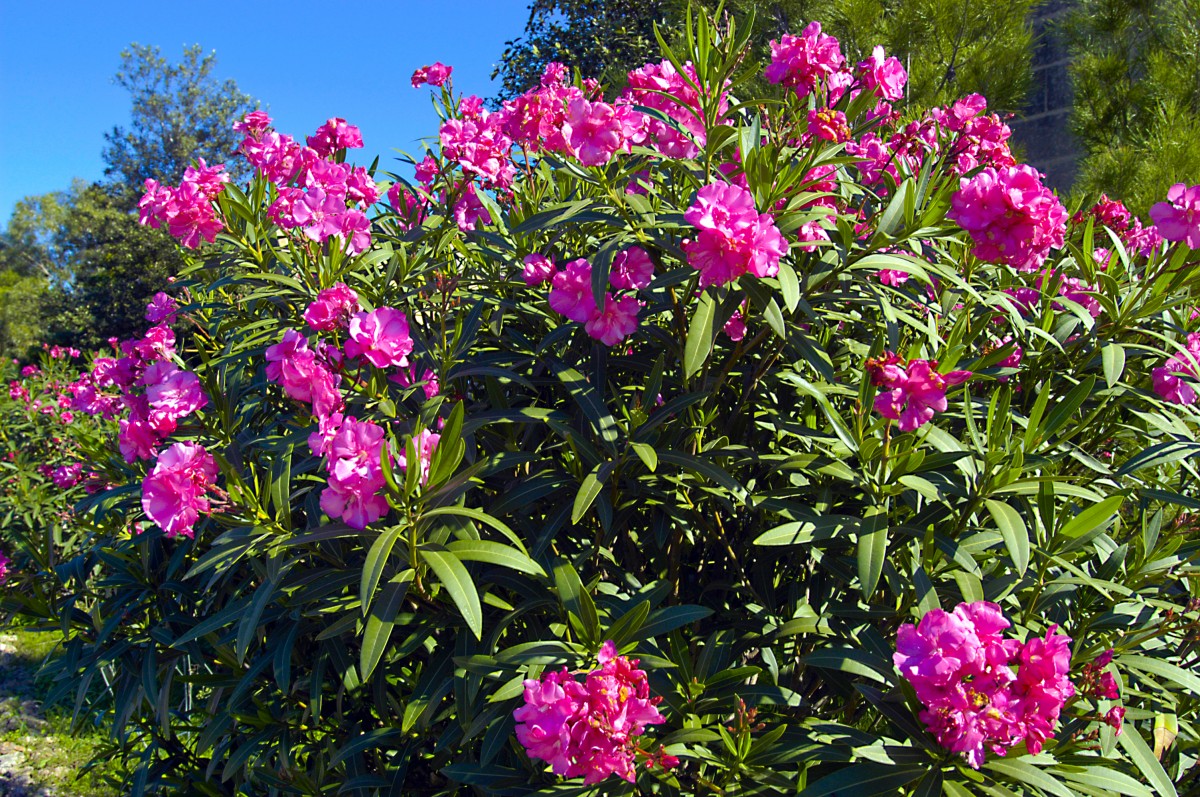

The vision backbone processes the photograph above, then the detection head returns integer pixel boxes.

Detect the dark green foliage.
[1065,0,1200,212]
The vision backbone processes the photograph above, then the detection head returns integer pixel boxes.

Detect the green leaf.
[753,514,861,546]
[361,525,406,617]
[446,540,545,576]
[1102,343,1126,388]
[798,763,924,796]
[778,261,800,313]
[605,600,650,648]
[572,462,611,524]
[1115,727,1176,797]
[1117,440,1200,477]
[630,442,658,472]
[553,560,599,646]
[634,605,713,641]
[986,499,1030,575]
[421,549,482,639]
[986,759,1074,797]
[1121,654,1200,693]
[801,647,894,684]
[360,572,414,681]
[684,290,716,379]
[857,506,888,599]
[1057,494,1123,541]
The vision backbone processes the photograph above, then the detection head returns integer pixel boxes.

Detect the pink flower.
[182,159,229,199]
[563,98,641,167]
[1104,706,1125,735]
[411,62,453,88]
[1152,334,1200,405]
[948,165,1067,272]
[723,310,746,341]
[452,183,492,231]
[683,183,787,288]
[514,641,671,784]
[549,259,598,323]
[0,551,10,584]
[319,416,389,529]
[305,283,361,331]
[807,108,850,143]
[232,110,272,137]
[868,353,971,432]
[440,117,515,188]
[764,22,845,98]
[307,118,364,157]
[895,602,1074,769]
[619,59,720,158]
[609,247,654,291]
[142,361,208,432]
[857,46,907,101]
[1150,183,1200,249]
[584,294,641,346]
[145,292,178,324]
[345,307,414,369]
[141,442,219,538]
[51,463,84,489]
[398,428,441,486]
[522,253,555,286]
[265,329,344,417]
[877,269,910,287]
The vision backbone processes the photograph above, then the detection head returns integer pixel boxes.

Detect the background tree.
[103,43,257,192]
[1065,0,1200,213]
[494,0,1039,112]
[0,45,257,358]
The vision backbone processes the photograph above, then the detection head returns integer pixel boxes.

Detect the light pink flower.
[307,118,364,157]
[1150,183,1200,249]
[319,416,389,529]
[584,294,641,346]
[609,247,654,291]
[304,283,361,331]
[141,442,219,538]
[345,307,414,369]
[549,259,598,323]
[868,353,971,432]
[522,253,555,286]
[857,46,907,101]
[683,183,787,288]
[411,62,453,88]
[1152,333,1200,405]
[948,165,1067,272]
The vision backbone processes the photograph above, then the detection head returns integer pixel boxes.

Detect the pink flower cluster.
[562,98,646,167]
[513,640,675,784]
[1075,194,1162,258]
[539,251,649,347]
[0,551,10,585]
[683,182,787,288]
[1152,333,1200,405]
[764,22,846,98]
[229,112,377,255]
[68,305,207,462]
[411,62,453,89]
[619,59,722,159]
[141,441,219,538]
[867,353,971,432]
[948,165,1067,272]
[138,159,228,249]
[264,286,438,528]
[1150,183,1200,249]
[894,602,1075,768]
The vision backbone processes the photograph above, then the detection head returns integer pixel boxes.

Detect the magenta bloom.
[51,463,84,489]
[345,307,414,369]
[807,108,850,143]
[683,183,787,288]
[609,247,654,291]
[306,117,364,157]
[563,98,641,167]
[522,253,555,287]
[265,329,344,417]
[1152,333,1200,405]
[857,45,907,101]
[142,361,208,432]
[398,428,441,486]
[764,22,845,98]
[619,59,719,158]
[514,641,671,784]
[411,62,453,88]
[145,292,178,325]
[440,116,515,188]
[549,259,598,323]
[0,551,10,584]
[141,442,219,538]
[305,283,361,331]
[868,353,971,432]
[895,602,1075,769]
[585,294,641,346]
[1150,183,1200,249]
[948,165,1067,272]
[723,310,747,341]
[319,416,389,529]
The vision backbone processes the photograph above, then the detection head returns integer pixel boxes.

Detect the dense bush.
[3,9,1200,796]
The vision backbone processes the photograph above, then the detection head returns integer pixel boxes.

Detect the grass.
[0,625,124,796]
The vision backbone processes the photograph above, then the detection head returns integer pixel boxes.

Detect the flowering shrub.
[4,9,1200,796]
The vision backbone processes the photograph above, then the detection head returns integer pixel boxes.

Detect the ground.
[0,629,121,797]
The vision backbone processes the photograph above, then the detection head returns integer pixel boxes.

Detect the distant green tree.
[494,0,679,98]
[103,43,258,193]
[1065,0,1200,213]
[0,44,258,357]
[494,0,1038,112]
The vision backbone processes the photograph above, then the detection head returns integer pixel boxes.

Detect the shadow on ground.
[0,634,70,797]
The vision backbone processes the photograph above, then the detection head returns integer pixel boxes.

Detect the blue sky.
[0,0,531,220]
